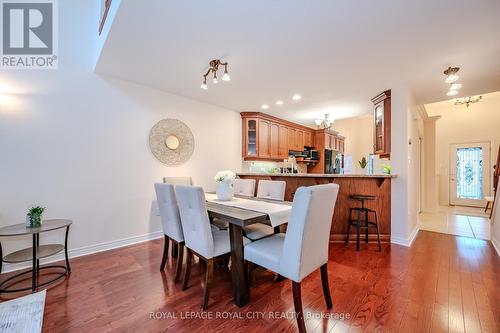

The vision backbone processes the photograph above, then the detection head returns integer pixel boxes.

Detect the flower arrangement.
[214,170,236,201]
[214,170,236,183]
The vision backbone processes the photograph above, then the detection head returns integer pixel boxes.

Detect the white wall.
[0,0,241,269]
[422,117,439,212]
[332,115,372,173]
[390,86,422,246]
[332,114,390,174]
[425,91,500,206]
[491,185,500,255]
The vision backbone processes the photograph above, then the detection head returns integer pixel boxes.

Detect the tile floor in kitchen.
[418,205,491,240]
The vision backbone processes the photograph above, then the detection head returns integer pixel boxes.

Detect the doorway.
[449,142,491,207]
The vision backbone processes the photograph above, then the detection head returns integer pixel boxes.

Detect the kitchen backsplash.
[241,161,307,174]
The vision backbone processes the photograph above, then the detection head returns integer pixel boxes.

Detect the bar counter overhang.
[237,173,396,243]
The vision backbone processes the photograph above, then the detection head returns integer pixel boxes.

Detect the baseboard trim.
[391,226,419,247]
[492,237,500,257]
[1,230,164,274]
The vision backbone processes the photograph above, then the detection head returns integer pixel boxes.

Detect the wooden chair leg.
[174,242,184,282]
[365,209,369,243]
[320,264,333,308]
[356,209,361,251]
[182,249,193,291]
[345,208,352,245]
[160,235,169,271]
[202,259,214,310]
[292,281,306,333]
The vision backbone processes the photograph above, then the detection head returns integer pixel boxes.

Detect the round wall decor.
[149,119,195,166]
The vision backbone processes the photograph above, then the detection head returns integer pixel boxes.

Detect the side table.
[0,219,72,293]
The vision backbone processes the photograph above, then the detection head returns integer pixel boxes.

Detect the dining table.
[205,193,292,307]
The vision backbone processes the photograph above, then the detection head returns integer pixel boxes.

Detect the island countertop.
[238,172,393,243]
[237,172,396,178]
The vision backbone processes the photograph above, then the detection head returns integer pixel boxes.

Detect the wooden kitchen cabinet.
[371,90,391,158]
[258,119,271,158]
[270,122,280,158]
[304,131,314,147]
[278,125,288,159]
[287,127,296,151]
[242,118,258,158]
[296,130,304,151]
[241,112,321,161]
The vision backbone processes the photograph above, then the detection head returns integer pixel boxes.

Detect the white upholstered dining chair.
[175,185,251,309]
[233,178,256,196]
[212,178,257,230]
[244,183,340,333]
[154,183,185,282]
[243,179,287,241]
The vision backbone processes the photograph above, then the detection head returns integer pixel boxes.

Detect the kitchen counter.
[238,173,392,243]
[237,172,395,178]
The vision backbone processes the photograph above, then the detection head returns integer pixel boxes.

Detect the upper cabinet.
[371,90,391,159]
[241,112,316,161]
[242,118,258,158]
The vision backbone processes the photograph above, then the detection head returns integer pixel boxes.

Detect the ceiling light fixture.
[275,100,284,105]
[200,59,230,90]
[444,67,460,83]
[292,94,302,101]
[315,113,333,129]
[446,90,459,97]
[454,95,482,108]
[261,104,269,109]
[449,83,462,91]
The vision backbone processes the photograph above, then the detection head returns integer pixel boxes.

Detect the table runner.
[205,193,291,227]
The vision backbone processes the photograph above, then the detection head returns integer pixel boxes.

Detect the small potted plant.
[26,206,45,228]
[358,157,368,173]
[214,170,236,201]
[382,164,392,175]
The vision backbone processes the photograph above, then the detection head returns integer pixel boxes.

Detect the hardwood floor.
[1,231,498,332]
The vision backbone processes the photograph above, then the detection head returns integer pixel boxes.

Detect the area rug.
[0,290,46,333]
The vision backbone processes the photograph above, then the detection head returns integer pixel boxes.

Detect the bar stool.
[345,194,381,251]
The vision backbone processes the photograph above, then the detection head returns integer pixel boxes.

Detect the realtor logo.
[1,0,58,69]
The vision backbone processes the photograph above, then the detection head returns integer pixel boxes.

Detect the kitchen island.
[237,173,395,243]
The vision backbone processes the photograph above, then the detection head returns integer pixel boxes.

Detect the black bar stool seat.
[345,194,382,251]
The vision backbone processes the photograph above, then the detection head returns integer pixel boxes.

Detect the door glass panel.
[456,147,483,199]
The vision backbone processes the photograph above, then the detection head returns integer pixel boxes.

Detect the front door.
[450,142,490,207]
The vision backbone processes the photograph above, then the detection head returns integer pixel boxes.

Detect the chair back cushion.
[154,183,184,242]
[256,180,286,201]
[175,185,215,258]
[279,183,339,282]
[163,177,192,186]
[233,178,256,197]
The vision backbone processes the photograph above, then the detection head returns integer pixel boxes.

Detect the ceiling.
[95,0,500,126]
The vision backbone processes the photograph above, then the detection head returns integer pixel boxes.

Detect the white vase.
[216,181,234,201]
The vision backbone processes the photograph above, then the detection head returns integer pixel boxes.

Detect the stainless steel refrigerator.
[324,149,343,174]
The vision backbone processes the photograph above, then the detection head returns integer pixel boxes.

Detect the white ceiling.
[96,0,500,126]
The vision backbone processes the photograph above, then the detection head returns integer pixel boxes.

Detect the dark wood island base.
[237,173,394,243]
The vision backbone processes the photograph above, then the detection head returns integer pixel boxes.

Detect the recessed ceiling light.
[275,100,284,105]
[447,90,459,97]
[261,104,269,109]
[450,83,462,90]
[292,94,302,101]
